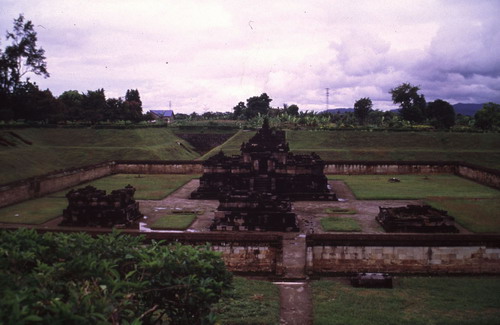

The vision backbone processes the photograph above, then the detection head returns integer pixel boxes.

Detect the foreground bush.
[0,229,232,324]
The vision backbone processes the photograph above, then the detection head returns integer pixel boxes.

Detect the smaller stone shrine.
[376,205,459,233]
[211,191,299,232]
[60,185,142,228]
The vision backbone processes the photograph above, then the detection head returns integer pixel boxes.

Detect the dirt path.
[276,232,313,325]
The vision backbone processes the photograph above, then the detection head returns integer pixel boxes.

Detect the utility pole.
[325,88,330,110]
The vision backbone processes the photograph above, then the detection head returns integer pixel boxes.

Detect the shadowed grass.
[150,214,196,230]
[426,198,500,233]
[313,277,500,325]
[213,277,280,325]
[329,174,500,200]
[320,217,362,232]
[0,197,66,224]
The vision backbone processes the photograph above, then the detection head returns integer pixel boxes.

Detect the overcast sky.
[1,0,499,113]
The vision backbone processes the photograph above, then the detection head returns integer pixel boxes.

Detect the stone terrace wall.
[324,161,457,175]
[0,162,114,208]
[1,160,499,209]
[306,234,500,275]
[456,163,500,189]
[113,160,203,174]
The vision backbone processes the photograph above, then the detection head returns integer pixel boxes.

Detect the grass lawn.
[149,214,196,230]
[0,197,66,224]
[324,207,357,214]
[320,217,362,232]
[426,198,500,233]
[54,174,200,200]
[313,277,500,325]
[287,130,500,170]
[213,277,280,325]
[0,174,199,225]
[330,174,500,200]
[0,128,201,184]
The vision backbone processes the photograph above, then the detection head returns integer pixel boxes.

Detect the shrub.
[0,229,232,324]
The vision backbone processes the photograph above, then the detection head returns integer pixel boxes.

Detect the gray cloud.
[0,0,499,113]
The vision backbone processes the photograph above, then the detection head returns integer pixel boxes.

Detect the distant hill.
[322,103,484,116]
[453,103,484,116]
[322,108,354,114]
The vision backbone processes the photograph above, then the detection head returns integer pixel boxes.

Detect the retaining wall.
[113,160,203,174]
[306,234,500,275]
[1,160,499,209]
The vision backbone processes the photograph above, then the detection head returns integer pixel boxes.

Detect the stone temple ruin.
[60,185,143,228]
[376,205,459,233]
[191,119,336,231]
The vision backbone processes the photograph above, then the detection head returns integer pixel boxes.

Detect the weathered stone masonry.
[2,160,499,209]
[306,234,500,275]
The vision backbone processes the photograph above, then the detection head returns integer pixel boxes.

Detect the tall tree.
[232,101,246,119]
[245,93,272,119]
[353,97,373,125]
[474,102,500,130]
[427,99,456,129]
[0,14,49,92]
[389,83,426,123]
[124,89,142,121]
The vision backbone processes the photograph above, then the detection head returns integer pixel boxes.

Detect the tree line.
[1,14,498,130]
[0,15,148,124]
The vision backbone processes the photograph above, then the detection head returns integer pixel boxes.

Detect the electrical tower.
[325,88,330,110]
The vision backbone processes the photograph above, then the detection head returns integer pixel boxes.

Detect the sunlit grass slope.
[207,130,500,169]
[0,128,200,184]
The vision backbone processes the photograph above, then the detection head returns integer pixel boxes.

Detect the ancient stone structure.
[191,119,336,201]
[376,205,459,233]
[350,273,393,288]
[211,191,299,231]
[60,185,142,227]
[191,119,335,231]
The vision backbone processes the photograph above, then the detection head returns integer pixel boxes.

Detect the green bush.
[0,229,232,324]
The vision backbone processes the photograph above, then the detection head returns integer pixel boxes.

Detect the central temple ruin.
[191,119,336,231]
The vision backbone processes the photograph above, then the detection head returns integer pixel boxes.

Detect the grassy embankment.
[330,174,500,233]
[287,130,500,170]
[207,129,500,170]
[0,174,198,224]
[313,277,500,325]
[0,128,201,185]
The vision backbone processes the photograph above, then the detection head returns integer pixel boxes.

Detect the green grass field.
[208,129,500,170]
[213,277,280,325]
[0,128,200,184]
[57,174,200,200]
[150,214,196,230]
[287,130,500,170]
[320,216,362,232]
[0,197,66,224]
[330,174,500,200]
[313,277,500,325]
[0,174,198,224]
[426,198,500,233]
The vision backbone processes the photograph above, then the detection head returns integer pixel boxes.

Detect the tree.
[353,97,373,125]
[474,102,500,130]
[427,99,456,129]
[245,93,272,119]
[232,101,246,119]
[389,83,426,123]
[81,89,106,123]
[0,14,49,93]
[285,104,299,116]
